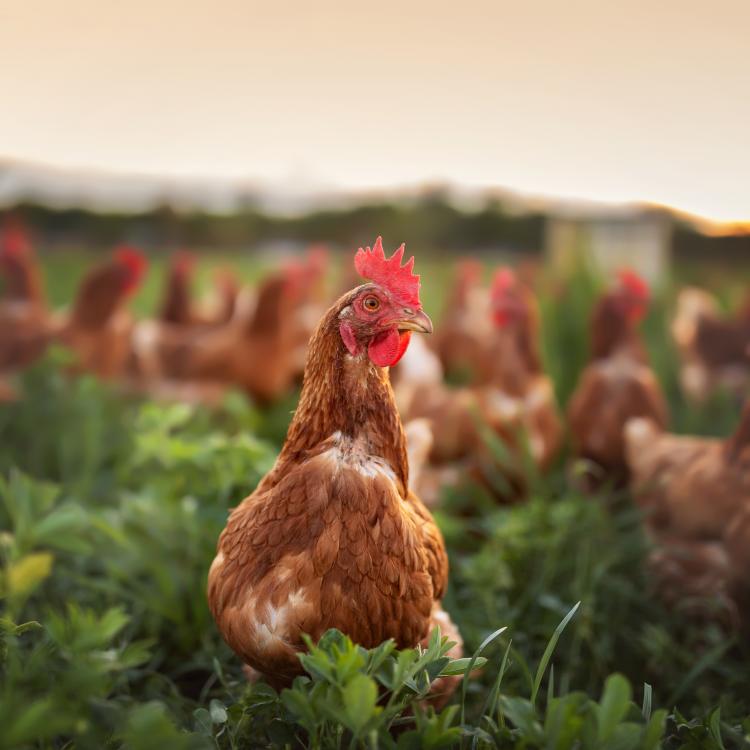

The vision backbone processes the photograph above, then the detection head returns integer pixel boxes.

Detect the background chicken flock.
[3,224,750,606]
[2,222,750,723]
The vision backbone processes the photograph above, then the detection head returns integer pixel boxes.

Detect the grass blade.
[546,663,555,705]
[642,682,652,720]
[460,626,508,728]
[530,601,580,706]
[477,638,513,724]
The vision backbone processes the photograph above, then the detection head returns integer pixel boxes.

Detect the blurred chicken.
[625,402,750,540]
[159,251,239,327]
[725,503,750,626]
[56,246,148,379]
[482,268,562,469]
[198,268,240,326]
[672,287,750,402]
[647,539,737,628]
[434,260,492,383]
[400,264,486,466]
[133,263,305,403]
[289,245,330,379]
[568,271,668,484]
[0,221,50,372]
[199,265,305,402]
[0,221,45,310]
[403,268,560,501]
[392,328,444,422]
[0,376,16,402]
[626,406,750,628]
[127,252,240,400]
[159,251,196,325]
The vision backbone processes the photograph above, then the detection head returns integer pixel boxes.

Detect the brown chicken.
[0,221,45,309]
[159,251,239,328]
[725,502,750,627]
[56,246,148,379]
[127,252,241,402]
[159,250,196,325]
[133,263,306,403]
[402,267,560,501]
[481,268,562,470]
[646,539,737,627]
[133,249,325,404]
[289,245,331,379]
[197,265,306,402]
[672,287,750,403]
[626,405,750,627]
[567,271,668,484]
[624,402,750,540]
[0,222,50,373]
[208,237,462,700]
[434,259,491,383]
[199,268,240,326]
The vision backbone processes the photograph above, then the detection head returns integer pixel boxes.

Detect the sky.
[1,0,749,222]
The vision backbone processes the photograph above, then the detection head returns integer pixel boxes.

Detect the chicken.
[647,539,737,628]
[127,252,241,400]
[0,221,45,310]
[208,237,462,700]
[672,287,750,402]
[567,270,668,484]
[481,268,562,470]
[433,260,491,383]
[624,402,750,540]
[199,266,305,402]
[56,246,148,379]
[0,374,17,402]
[402,268,560,501]
[159,251,239,328]
[159,251,196,325]
[289,245,331,379]
[198,268,240,326]
[725,503,750,626]
[392,328,444,420]
[0,221,50,372]
[625,405,750,627]
[133,264,305,403]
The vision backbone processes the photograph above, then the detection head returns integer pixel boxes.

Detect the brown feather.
[207,286,459,695]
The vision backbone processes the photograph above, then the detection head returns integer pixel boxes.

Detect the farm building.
[546,208,672,282]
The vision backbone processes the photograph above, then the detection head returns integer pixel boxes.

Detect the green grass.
[1,254,749,748]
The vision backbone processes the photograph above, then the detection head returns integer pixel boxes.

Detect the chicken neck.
[279,294,409,491]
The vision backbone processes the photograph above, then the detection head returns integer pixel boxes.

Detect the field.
[1,251,749,749]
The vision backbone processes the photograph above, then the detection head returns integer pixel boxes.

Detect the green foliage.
[13,194,546,258]
[1,257,750,747]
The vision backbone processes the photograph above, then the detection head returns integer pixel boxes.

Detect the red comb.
[354,236,420,306]
[1,223,31,259]
[492,267,516,293]
[115,245,148,293]
[617,269,649,300]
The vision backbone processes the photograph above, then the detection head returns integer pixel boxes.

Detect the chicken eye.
[363,296,380,312]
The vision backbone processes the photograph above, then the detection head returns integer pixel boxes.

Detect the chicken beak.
[397,309,433,334]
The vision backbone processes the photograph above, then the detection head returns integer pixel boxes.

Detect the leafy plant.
[1,261,749,748]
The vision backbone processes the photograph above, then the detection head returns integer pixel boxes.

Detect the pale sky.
[1,0,749,221]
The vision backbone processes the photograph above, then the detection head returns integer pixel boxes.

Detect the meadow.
[1,250,749,749]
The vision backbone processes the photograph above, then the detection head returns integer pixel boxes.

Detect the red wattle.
[368,328,412,367]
